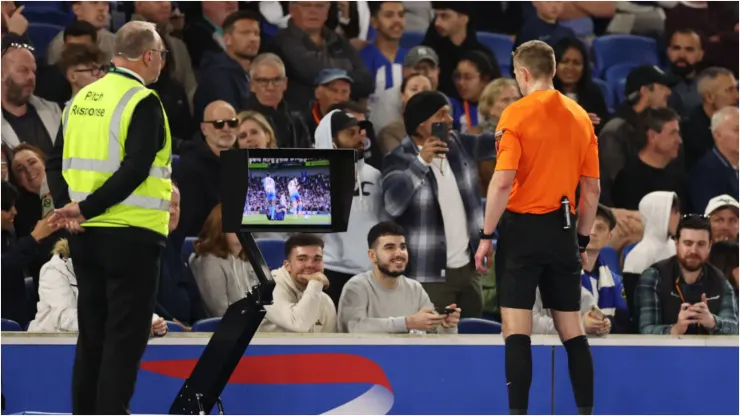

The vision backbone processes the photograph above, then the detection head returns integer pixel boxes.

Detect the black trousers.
[69,230,162,414]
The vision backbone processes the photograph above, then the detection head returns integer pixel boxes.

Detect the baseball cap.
[596,204,617,231]
[403,46,439,68]
[704,194,740,216]
[315,68,353,86]
[330,111,359,138]
[625,65,680,96]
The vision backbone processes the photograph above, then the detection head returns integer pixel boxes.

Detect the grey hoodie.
[189,253,259,317]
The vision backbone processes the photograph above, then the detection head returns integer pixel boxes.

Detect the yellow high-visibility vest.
[62,71,172,236]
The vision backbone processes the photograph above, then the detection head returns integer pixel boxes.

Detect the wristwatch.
[479,229,495,240]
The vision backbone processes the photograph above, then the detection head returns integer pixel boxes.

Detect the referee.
[474,40,601,415]
[46,21,172,414]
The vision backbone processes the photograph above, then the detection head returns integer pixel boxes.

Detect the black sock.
[563,335,594,414]
[505,334,532,414]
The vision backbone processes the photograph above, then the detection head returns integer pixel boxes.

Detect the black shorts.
[495,209,582,312]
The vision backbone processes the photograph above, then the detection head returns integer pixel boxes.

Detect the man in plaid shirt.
[636,215,738,335]
[381,91,495,318]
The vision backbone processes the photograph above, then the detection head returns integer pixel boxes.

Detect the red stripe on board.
[141,353,392,391]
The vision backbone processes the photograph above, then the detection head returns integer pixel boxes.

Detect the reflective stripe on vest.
[62,85,171,211]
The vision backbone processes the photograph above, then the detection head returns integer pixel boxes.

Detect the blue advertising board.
[1,334,737,415]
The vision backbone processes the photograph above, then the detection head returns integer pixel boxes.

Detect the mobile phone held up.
[431,122,449,155]
[436,306,456,315]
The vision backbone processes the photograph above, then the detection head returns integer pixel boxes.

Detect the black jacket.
[156,236,205,325]
[169,138,222,250]
[193,51,251,123]
[1,230,37,328]
[245,95,313,148]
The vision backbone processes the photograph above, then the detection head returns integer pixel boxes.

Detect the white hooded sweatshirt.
[623,191,678,275]
[258,267,337,333]
[314,110,390,275]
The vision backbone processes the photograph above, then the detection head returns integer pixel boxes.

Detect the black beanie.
[404,91,449,138]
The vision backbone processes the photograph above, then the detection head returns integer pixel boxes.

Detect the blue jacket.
[193,51,250,122]
[688,147,739,213]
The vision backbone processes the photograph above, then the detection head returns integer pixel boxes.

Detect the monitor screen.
[220,148,355,233]
[243,157,332,226]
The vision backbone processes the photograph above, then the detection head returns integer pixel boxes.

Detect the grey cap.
[403,46,439,68]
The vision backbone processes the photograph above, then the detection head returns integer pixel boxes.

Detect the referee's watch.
[479,229,495,240]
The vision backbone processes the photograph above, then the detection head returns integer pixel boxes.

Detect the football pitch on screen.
[242,214,331,225]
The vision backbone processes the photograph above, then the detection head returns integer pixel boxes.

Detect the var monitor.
[221,148,355,233]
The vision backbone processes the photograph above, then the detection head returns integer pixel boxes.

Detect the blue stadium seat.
[622,242,637,264]
[399,31,424,50]
[25,276,34,298]
[476,32,514,71]
[458,318,502,334]
[604,63,640,87]
[171,154,180,167]
[166,321,185,332]
[182,236,197,262]
[592,35,658,77]
[1,318,22,332]
[192,317,221,332]
[16,1,66,10]
[256,238,286,270]
[23,9,73,27]
[261,21,279,39]
[27,22,63,60]
[615,78,627,105]
[591,78,614,113]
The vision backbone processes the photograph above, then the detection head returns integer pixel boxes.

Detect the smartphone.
[590,305,605,320]
[436,306,456,315]
[431,122,449,155]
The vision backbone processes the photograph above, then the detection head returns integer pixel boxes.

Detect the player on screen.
[263,173,277,219]
[288,177,302,215]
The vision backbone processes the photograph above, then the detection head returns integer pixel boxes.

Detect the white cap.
[704,194,740,216]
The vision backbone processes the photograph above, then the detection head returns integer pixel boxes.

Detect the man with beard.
[194,10,261,122]
[170,100,238,250]
[360,1,407,131]
[337,221,461,333]
[704,195,739,243]
[1,35,62,155]
[666,29,704,118]
[315,109,389,307]
[635,215,738,335]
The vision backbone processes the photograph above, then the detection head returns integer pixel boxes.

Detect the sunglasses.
[203,118,239,129]
[1,42,35,56]
[682,213,709,221]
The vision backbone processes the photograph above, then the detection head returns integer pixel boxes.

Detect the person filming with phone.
[381,90,496,318]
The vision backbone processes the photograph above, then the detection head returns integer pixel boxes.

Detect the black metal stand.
[169,232,276,415]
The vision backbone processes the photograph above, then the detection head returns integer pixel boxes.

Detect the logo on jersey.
[495,130,504,153]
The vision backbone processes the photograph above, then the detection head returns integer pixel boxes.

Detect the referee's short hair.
[512,40,556,80]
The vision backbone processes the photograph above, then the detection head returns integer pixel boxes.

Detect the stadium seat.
[399,31,424,50]
[255,238,286,270]
[458,318,502,334]
[261,21,279,39]
[23,9,73,27]
[622,242,637,264]
[592,35,658,77]
[476,32,514,71]
[27,22,63,60]
[615,78,627,105]
[24,276,34,298]
[16,1,66,10]
[166,321,185,332]
[604,62,640,87]
[192,317,221,332]
[1,318,22,332]
[182,236,197,262]
[591,78,614,113]
[171,154,180,167]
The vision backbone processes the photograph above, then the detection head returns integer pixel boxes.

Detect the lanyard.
[674,277,686,304]
[312,102,322,125]
[463,100,473,129]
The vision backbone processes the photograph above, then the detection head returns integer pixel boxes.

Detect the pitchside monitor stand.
[169,233,275,415]
[169,148,354,415]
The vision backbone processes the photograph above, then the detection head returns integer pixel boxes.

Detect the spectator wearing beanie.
[381,91,495,317]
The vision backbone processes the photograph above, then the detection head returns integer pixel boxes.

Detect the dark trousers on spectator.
[69,229,162,414]
[324,268,355,309]
[422,263,483,318]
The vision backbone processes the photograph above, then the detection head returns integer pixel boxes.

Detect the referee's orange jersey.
[494,89,599,215]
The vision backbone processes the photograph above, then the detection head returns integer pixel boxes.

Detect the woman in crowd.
[1,143,12,182]
[10,144,67,289]
[190,204,259,317]
[236,111,278,149]
[377,73,433,155]
[450,50,501,133]
[553,37,610,130]
[27,238,168,336]
[709,240,739,298]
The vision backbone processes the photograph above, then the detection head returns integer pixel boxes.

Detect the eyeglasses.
[203,118,239,129]
[74,64,111,77]
[252,77,286,88]
[1,42,35,56]
[150,49,169,61]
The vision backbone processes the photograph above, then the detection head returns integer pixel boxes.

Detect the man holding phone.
[381,91,496,318]
[337,221,461,333]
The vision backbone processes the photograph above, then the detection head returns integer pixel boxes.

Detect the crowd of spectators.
[1,0,738,337]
